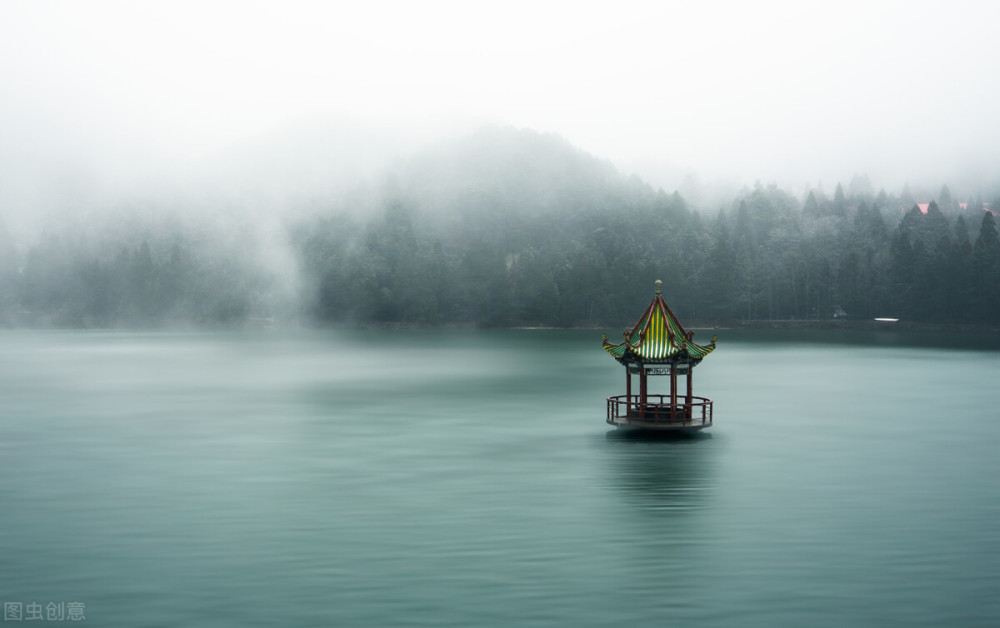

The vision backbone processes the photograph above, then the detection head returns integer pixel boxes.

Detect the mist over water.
[1,329,997,625]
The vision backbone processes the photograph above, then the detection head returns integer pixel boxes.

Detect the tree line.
[1,129,998,329]
[297,181,1000,328]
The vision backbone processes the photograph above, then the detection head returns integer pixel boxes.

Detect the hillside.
[2,125,999,329]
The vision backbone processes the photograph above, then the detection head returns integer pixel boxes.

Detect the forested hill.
[299,127,690,326]
[2,126,999,328]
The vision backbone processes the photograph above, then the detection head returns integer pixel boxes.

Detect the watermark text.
[2,601,85,621]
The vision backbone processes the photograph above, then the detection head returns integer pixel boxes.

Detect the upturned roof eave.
[601,282,716,365]
[613,346,705,366]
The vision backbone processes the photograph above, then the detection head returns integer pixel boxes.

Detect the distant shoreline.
[358,319,1000,335]
[699,319,1000,334]
[2,318,997,335]
[309,319,1000,334]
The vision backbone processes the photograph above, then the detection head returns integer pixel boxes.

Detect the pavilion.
[602,280,716,430]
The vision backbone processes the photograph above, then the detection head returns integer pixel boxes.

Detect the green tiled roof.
[602,284,715,365]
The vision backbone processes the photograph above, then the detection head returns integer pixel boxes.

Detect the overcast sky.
[2,0,999,219]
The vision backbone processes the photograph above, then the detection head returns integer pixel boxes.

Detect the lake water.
[1,328,998,626]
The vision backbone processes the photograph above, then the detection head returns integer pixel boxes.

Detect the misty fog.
[1,123,997,328]
[4,5,1000,627]
[2,1,999,328]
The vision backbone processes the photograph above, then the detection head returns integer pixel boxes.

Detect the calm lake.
[1,328,998,626]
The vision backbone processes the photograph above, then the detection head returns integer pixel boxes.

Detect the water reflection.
[602,430,715,519]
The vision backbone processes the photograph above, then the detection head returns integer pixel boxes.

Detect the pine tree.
[803,190,821,218]
[974,211,1000,253]
[832,183,847,218]
[972,211,1000,322]
[938,185,954,212]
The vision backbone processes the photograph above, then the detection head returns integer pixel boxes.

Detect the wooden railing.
[606,394,713,427]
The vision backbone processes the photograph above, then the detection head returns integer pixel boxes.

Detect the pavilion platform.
[606,394,713,430]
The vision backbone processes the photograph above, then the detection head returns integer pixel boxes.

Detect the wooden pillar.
[670,365,677,420]
[625,366,632,416]
[639,365,647,417]
[686,366,693,421]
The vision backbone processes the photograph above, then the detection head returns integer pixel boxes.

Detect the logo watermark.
[2,601,85,621]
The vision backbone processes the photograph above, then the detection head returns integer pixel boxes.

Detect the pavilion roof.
[602,281,716,365]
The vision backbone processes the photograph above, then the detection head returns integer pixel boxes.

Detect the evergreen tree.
[971,211,1000,322]
[832,183,847,218]
[938,185,953,212]
[953,215,971,249]
[888,229,916,318]
[803,190,821,218]
[875,188,889,209]
[854,202,888,244]
[946,220,974,322]
[974,211,1000,252]
[701,210,738,321]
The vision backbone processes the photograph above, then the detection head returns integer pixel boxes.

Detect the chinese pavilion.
[602,280,717,430]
